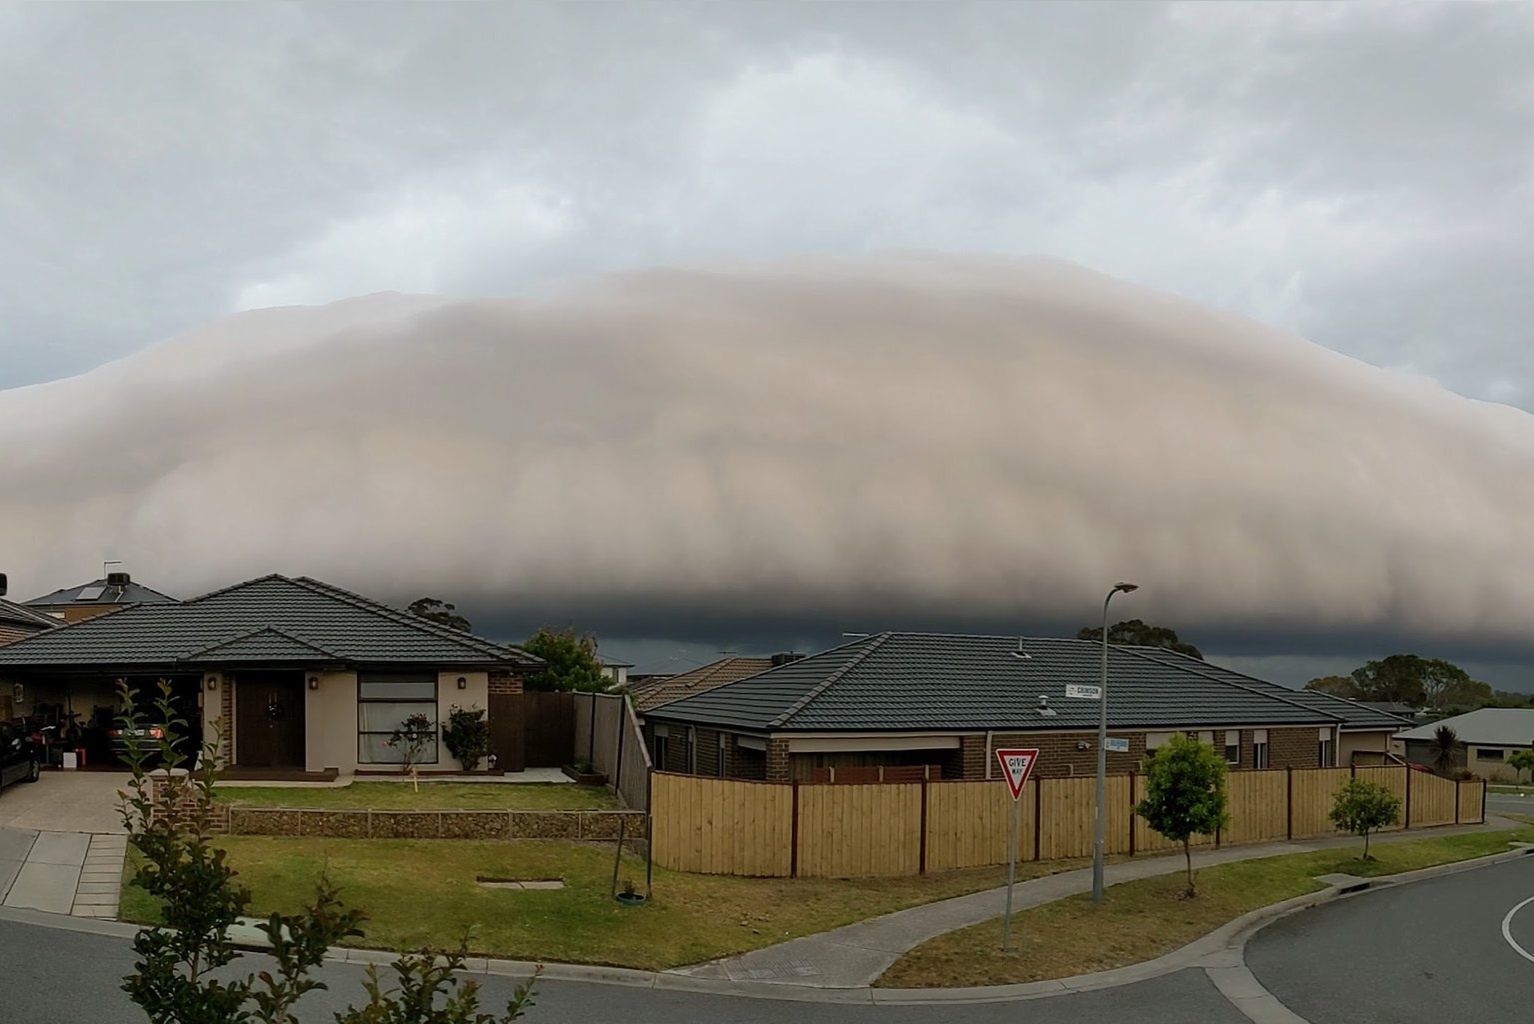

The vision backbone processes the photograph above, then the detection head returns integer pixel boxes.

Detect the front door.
[235,672,306,768]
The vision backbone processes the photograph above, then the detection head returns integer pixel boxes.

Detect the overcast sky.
[3,3,1534,683]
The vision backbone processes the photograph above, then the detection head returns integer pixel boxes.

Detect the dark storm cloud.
[5,256,1534,684]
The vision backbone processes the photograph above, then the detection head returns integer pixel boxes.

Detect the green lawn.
[120,837,1093,971]
[212,781,617,811]
[877,827,1534,988]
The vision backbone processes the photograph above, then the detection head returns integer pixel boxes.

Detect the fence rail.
[651,764,1486,878]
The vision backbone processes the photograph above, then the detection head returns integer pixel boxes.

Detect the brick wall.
[987,731,1148,778]
[487,672,524,695]
[722,735,766,779]
[694,728,723,776]
[219,675,234,765]
[765,737,791,781]
[1269,727,1321,769]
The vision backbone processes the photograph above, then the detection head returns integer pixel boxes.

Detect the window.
[717,733,727,777]
[1145,731,1174,751]
[1253,728,1270,769]
[653,734,670,769]
[358,673,438,765]
[1318,739,1334,766]
[1478,747,1505,761]
[1223,731,1240,765]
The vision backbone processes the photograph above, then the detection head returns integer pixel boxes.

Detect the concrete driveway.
[0,771,129,834]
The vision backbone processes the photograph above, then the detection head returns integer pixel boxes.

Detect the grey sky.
[3,3,1534,684]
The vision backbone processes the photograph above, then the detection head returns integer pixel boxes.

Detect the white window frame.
[1253,728,1270,770]
[1223,730,1240,765]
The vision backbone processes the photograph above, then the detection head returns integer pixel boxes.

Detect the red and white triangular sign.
[995,748,1040,800]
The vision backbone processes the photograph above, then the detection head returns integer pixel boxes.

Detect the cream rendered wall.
[1338,729,1396,765]
[435,670,488,772]
[305,670,359,774]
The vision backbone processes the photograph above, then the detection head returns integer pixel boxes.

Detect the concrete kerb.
[5,843,1532,1007]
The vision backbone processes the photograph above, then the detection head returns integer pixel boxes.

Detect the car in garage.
[0,721,42,790]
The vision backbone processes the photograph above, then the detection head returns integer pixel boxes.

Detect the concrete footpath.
[0,828,127,918]
[678,819,1507,988]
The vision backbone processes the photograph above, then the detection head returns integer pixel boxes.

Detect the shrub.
[1329,777,1402,860]
[443,705,491,772]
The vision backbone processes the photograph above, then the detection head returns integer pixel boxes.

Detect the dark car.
[105,722,168,765]
[0,722,42,790]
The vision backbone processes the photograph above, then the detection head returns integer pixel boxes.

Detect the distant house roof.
[633,656,776,713]
[1396,708,1534,747]
[26,577,180,608]
[0,574,538,669]
[1360,701,1420,718]
[0,599,58,631]
[1124,647,1413,731]
[645,633,1339,733]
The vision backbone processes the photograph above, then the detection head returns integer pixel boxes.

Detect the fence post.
[1455,777,1462,824]
[1481,778,1488,824]
[613,699,626,797]
[918,777,929,874]
[1032,778,1042,862]
[586,692,597,761]
[1404,764,1412,829]
[1286,766,1293,840]
[790,780,800,878]
[1128,770,1137,856]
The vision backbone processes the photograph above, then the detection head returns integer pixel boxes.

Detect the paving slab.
[4,861,81,913]
[27,831,91,866]
[0,828,37,901]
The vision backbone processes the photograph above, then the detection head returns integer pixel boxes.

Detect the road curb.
[5,842,1531,1006]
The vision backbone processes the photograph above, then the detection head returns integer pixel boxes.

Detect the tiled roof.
[1124,647,1413,731]
[0,598,58,630]
[633,657,776,713]
[645,633,1341,733]
[0,574,537,668]
[26,578,180,607]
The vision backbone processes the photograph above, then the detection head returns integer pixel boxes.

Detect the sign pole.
[1003,791,1019,950]
[995,747,1040,952]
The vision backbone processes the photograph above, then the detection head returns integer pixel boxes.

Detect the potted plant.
[614,878,646,907]
[442,705,490,772]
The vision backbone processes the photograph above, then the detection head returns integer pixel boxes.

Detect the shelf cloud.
[3,255,1533,655]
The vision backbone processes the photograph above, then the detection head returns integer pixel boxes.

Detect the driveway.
[0,771,129,834]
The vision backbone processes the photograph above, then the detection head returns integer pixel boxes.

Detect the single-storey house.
[632,654,805,715]
[643,633,1411,781]
[0,574,540,777]
[25,571,180,624]
[1396,707,1534,781]
[1,597,56,647]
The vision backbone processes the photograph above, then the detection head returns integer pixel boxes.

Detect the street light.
[1093,581,1138,904]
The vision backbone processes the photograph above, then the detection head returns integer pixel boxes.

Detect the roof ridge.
[182,625,341,662]
[1116,645,1342,724]
[771,633,891,729]
[288,576,532,661]
[183,573,294,604]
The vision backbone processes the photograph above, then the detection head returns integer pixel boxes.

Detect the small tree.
[443,705,491,772]
[1428,724,1461,776]
[116,681,536,1024]
[1135,734,1229,897]
[388,711,435,791]
[1508,749,1534,785]
[1329,777,1402,860]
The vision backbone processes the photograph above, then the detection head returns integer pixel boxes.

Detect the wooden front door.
[235,672,306,767]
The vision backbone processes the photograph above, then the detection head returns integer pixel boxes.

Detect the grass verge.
[212,781,617,811]
[119,837,1090,971]
[877,826,1534,988]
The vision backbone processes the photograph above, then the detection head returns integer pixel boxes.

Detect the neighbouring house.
[1396,707,1534,781]
[0,574,541,778]
[25,571,180,624]
[598,657,634,689]
[1360,700,1422,721]
[632,654,804,715]
[642,633,1412,782]
[1,597,56,647]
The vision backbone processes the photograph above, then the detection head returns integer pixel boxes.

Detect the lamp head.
[1113,582,1139,595]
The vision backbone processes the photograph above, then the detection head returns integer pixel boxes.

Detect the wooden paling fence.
[651,765,1486,878]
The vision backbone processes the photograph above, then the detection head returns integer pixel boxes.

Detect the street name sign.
[1104,737,1130,754]
[995,747,1040,800]
[1064,683,1102,700]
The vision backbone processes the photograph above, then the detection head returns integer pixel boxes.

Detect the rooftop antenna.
[1011,636,1032,659]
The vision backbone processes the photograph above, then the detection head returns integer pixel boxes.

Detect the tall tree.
[408,597,472,633]
[1345,655,1488,712]
[522,626,607,692]
[1303,675,1359,698]
[1076,619,1203,659]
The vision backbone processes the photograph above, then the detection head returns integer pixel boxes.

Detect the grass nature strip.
[211,781,618,811]
[121,837,1095,972]
[876,826,1534,988]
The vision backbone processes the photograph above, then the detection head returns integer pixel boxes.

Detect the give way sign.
[995,748,1041,800]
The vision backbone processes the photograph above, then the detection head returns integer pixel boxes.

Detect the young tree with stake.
[1134,734,1229,898]
[1329,778,1402,860]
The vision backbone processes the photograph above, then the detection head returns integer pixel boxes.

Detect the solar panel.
[75,586,106,601]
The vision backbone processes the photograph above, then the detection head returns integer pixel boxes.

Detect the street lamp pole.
[1093,581,1138,904]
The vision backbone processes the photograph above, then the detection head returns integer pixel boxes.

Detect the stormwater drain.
[476,877,565,891]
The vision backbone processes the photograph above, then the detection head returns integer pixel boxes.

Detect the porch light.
[457,676,467,690]
[308,676,319,690]
[205,676,217,691]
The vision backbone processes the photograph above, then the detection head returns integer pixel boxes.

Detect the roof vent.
[106,571,131,587]
[1037,694,1056,717]
[1010,638,1031,660]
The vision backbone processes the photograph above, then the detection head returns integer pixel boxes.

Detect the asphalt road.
[1487,792,1534,819]
[0,913,1244,1024]
[1246,853,1534,1023]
